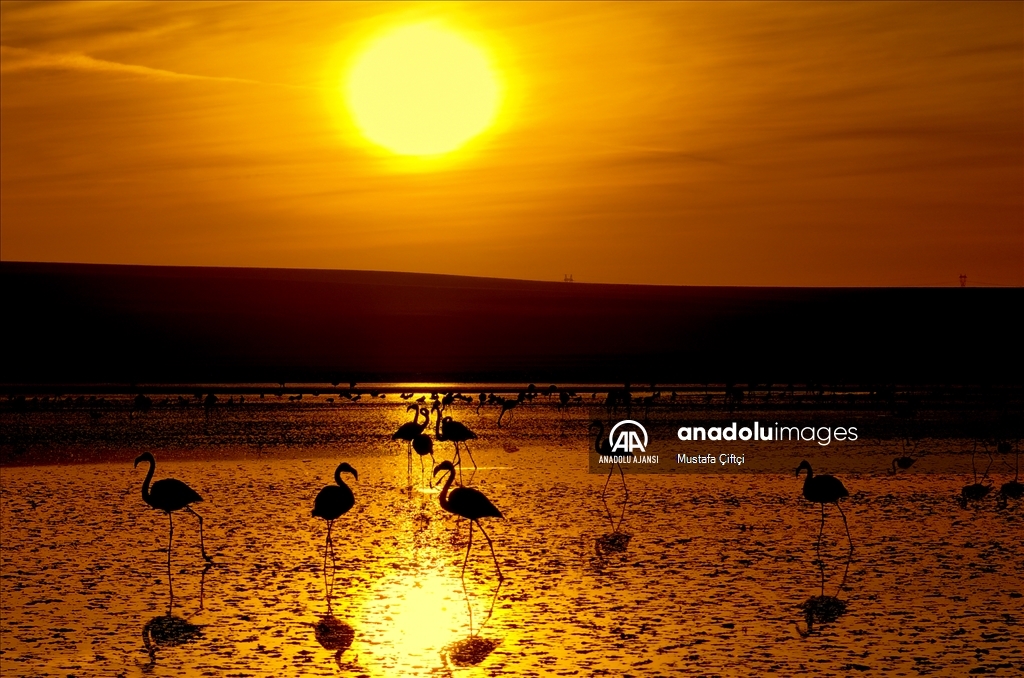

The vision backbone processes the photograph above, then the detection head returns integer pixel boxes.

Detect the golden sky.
[1,1,1021,286]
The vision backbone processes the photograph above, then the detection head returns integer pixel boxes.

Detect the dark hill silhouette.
[1,261,1019,385]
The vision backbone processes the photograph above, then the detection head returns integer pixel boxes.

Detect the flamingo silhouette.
[889,456,916,475]
[142,614,204,666]
[436,414,478,479]
[590,421,628,501]
[496,397,520,428]
[796,460,853,561]
[998,445,1022,508]
[393,405,429,480]
[312,462,357,574]
[412,433,435,485]
[434,461,503,580]
[134,452,212,564]
[958,445,993,508]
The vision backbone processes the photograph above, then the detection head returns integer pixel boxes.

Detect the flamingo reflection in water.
[434,461,504,580]
[441,579,504,670]
[595,482,632,558]
[142,558,210,667]
[308,560,357,669]
[312,462,357,575]
[142,614,204,667]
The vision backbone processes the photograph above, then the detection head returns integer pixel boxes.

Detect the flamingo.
[412,433,435,485]
[958,446,994,508]
[796,460,852,559]
[436,414,478,479]
[590,421,628,501]
[889,456,916,475]
[392,405,429,479]
[433,461,503,580]
[134,452,212,565]
[312,462,357,574]
[496,397,519,428]
[998,446,1022,507]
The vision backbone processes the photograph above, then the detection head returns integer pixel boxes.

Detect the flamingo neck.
[800,466,813,486]
[438,469,454,510]
[435,413,443,439]
[421,409,430,429]
[141,458,155,504]
[334,465,345,487]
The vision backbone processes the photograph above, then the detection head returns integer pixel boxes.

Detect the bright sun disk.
[345,23,501,157]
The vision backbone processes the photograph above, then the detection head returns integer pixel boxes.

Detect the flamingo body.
[441,417,477,444]
[797,460,849,504]
[312,463,357,521]
[447,486,503,521]
[148,478,203,513]
[313,484,355,521]
[961,483,991,501]
[1001,480,1023,500]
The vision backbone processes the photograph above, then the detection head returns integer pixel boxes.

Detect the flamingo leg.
[477,522,503,580]
[618,462,629,502]
[463,442,477,471]
[462,520,474,579]
[167,512,174,611]
[818,503,826,596]
[429,453,436,488]
[324,521,332,576]
[186,506,212,562]
[329,524,338,573]
[836,501,854,555]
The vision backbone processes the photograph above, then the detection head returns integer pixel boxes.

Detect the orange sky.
[1,1,1021,286]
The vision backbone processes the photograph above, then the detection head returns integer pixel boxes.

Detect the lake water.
[1,396,1022,676]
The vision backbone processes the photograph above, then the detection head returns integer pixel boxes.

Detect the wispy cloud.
[0,45,317,90]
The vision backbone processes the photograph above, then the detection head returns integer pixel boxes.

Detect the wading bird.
[796,460,852,558]
[412,433,435,485]
[434,461,503,580]
[998,446,1022,508]
[393,405,429,479]
[958,445,994,508]
[590,421,628,501]
[496,396,520,428]
[312,462,357,574]
[134,452,213,564]
[889,456,916,475]
[437,415,478,479]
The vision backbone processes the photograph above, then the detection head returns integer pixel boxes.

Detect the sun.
[345,23,501,157]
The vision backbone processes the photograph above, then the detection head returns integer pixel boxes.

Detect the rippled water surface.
[2,399,1022,676]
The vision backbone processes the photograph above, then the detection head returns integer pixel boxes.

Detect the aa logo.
[609,420,648,454]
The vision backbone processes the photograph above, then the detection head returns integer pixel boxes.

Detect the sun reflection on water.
[358,567,469,672]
